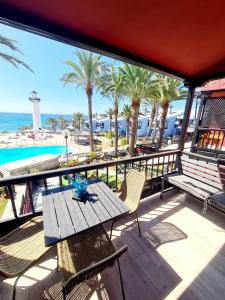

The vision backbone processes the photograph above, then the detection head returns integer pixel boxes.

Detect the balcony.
[2,1,225,299]
[1,185,225,299]
[1,150,225,299]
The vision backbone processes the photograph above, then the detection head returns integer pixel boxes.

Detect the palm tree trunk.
[109,117,112,132]
[146,103,156,137]
[152,102,159,144]
[87,91,94,152]
[114,105,119,156]
[126,119,129,144]
[129,101,140,156]
[157,102,169,149]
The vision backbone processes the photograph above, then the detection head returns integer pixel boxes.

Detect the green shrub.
[59,159,78,168]
[105,131,114,146]
[89,151,97,161]
[0,186,5,195]
[120,137,128,147]
[105,131,114,139]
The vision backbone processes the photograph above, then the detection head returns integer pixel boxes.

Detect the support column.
[178,84,196,151]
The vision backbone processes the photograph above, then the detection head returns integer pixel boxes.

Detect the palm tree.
[74,112,84,131]
[58,116,69,131]
[123,104,132,144]
[143,81,163,137]
[62,50,106,152]
[156,75,186,148]
[98,67,124,156]
[120,64,152,155]
[72,113,78,130]
[47,117,58,132]
[106,108,113,132]
[0,35,32,71]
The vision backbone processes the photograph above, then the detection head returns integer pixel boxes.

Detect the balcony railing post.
[43,179,48,191]
[145,160,148,179]
[106,167,109,185]
[151,158,154,178]
[156,157,160,177]
[162,156,165,175]
[167,155,170,173]
[27,181,35,214]
[7,185,17,218]
[124,163,127,179]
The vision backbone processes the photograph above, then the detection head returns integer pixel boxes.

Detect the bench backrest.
[178,154,225,191]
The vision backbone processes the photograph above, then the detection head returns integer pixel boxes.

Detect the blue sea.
[0,112,72,133]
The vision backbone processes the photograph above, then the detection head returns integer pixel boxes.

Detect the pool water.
[0,145,68,164]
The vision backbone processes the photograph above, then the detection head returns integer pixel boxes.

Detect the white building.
[29,90,42,131]
[88,107,195,138]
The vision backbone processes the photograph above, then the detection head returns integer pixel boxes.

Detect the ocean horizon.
[0,112,72,133]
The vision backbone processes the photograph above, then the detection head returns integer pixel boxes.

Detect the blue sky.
[0,23,186,115]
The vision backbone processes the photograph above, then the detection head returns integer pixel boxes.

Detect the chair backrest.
[119,169,145,213]
[179,154,224,190]
[65,245,128,294]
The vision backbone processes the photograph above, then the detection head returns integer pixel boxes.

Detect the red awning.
[1,0,225,84]
[202,79,225,92]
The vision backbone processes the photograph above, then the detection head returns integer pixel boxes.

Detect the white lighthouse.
[29,90,42,131]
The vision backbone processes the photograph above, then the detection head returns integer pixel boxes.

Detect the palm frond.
[62,50,107,92]
[0,52,33,72]
[0,35,23,54]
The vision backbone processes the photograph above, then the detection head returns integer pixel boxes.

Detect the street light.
[175,120,180,136]
[175,120,180,127]
[62,129,70,166]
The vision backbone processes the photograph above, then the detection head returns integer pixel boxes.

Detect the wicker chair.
[0,216,51,300]
[110,169,145,237]
[57,224,128,300]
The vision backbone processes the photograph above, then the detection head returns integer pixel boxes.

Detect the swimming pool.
[0,145,69,164]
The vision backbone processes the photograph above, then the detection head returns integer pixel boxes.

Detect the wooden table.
[42,179,129,246]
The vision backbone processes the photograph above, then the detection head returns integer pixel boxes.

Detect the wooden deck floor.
[1,190,225,300]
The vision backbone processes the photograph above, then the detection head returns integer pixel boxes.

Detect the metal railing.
[0,150,180,223]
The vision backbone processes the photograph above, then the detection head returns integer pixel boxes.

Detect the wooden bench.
[160,151,225,213]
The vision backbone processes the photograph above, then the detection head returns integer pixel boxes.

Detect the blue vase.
[69,175,88,201]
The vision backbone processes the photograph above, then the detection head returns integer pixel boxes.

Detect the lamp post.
[62,129,70,166]
[175,120,180,136]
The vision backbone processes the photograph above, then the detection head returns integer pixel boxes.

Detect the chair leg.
[110,220,115,239]
[117,259,126,300]
[136,212,141,236]
[12,275,21,300]
[57,253,60,272]
[62,287,66,300]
